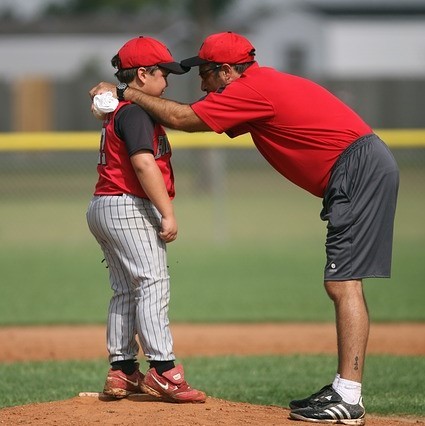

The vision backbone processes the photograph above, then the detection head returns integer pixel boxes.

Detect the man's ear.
[221,63,233,75]
[221,63,238,83]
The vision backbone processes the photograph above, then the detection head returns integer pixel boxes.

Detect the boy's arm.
[130,150,177,243]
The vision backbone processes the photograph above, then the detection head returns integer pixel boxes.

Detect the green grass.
[0,237,424,325]
[0,246,109,324]
[0,168,423,324]
[1,159,423,325]
[0,355,424,416]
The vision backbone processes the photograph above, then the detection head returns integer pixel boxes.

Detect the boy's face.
[142,67,169,97]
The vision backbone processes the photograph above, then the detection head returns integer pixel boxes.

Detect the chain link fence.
[0,140,424,248]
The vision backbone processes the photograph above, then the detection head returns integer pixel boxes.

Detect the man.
[90,31,399,424]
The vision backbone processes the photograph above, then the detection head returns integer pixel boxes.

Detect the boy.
[87,36,206,403]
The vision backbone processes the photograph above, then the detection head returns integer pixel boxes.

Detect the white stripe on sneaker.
[339,405,352,418]
[324,408,338,420]
[327,404,352,420]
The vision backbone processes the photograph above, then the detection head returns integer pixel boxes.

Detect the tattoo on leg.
[354,356,359,370]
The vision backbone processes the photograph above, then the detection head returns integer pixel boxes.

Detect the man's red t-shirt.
[191,63,372,197]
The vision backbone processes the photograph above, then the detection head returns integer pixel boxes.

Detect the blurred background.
[0,0,424,324]
[1,0,425,130]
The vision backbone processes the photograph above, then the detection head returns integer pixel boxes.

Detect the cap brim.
[159,62,190,74]
[180,56,210,68]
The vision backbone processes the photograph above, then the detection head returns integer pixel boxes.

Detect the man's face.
[198,63,226,93]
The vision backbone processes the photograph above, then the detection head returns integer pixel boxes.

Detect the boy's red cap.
[180,32,256,67]
[116,36,188,74]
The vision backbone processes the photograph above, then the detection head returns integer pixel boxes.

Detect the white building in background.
[223,0,425,78]
[0,0,424,131]
[0,0,425,82]
[0,34,136,81]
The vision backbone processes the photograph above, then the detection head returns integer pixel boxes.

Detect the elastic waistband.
[93,193,123,197]
[333,133,376,170]
[92,193,150,200]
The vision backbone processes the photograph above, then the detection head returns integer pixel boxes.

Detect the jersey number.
[98,128,107,165]
[155,135,171,159]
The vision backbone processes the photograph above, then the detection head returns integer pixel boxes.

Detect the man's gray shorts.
[321,133,399,281]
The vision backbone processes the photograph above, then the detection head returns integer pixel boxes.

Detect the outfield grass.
[0,236,423,324]
[0,355,424,416]
[0,163,424,324]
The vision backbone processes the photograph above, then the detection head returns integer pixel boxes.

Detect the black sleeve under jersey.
[114,104,155,156]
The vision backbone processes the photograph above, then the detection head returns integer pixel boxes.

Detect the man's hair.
[111,54,158,83]
[232,61,255,74]
[207,61,255,78]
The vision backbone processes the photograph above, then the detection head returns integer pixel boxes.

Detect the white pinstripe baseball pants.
[86,194,175,364]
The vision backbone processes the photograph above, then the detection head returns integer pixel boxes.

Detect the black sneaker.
[289,384,334,409]
[289,389,365,425]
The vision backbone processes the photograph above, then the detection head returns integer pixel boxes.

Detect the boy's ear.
[137,67,148,83]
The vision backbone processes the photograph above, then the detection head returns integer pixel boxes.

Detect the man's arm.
[89,82,211,133]
[126,87,209,132]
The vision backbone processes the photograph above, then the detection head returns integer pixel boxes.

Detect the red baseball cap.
[116,36,188,74]
[181,32,256,67]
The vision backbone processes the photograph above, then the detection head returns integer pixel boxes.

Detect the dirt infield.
[0,323,424,426]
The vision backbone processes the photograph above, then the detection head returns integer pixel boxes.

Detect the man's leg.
[289,279,368,423]
[325,279,369,383]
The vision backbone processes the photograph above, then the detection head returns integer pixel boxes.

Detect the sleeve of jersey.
[115,104,155,156]
[191,81,274,137]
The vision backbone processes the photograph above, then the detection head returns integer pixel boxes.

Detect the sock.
[149,360,175,375]
[334,377,362,405]
[332,373,340,390]
[111,360,137,375]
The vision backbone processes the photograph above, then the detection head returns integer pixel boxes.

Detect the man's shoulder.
[240,64,288,84]
[246,64,287,77]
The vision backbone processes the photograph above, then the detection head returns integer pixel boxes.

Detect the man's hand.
[89,82,117,100]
